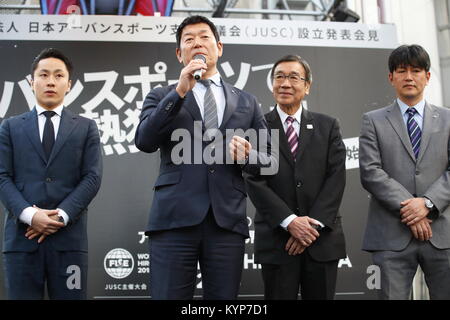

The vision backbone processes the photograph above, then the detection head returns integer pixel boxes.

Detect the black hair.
[30,48,73,79]
[176,15,220,48]
[388,45,430,73]
[270,54,312,83]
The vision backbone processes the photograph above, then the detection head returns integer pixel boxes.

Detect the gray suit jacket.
[359,101,450,251]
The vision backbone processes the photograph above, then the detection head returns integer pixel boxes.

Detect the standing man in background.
[360,44,450,299]
[0,48,102,299]
[135,15,273,300]
[244,55,347,300]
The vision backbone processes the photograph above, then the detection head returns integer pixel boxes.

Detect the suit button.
[165,102,174,110]
[296,182,302,188]
[46,178,52,182]
[416,171,420,175]
[209,169,215,173]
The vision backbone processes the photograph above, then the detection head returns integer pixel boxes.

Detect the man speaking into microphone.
[135,15,273,299]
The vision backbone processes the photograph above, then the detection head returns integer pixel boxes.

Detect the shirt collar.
[276,104,302,125]
[195,72,222,89]
[208,72,222,87]
[36,103,64,117]
[397,98,425,117]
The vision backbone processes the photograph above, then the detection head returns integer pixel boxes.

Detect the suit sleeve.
[135,87,185,153]
[0,119,31,219]
[423,131,450,215]
[241,97,278,176]
[58,119,102,222]
[244,171,294,229]
[359,113,413,213]
[308,118,346,229]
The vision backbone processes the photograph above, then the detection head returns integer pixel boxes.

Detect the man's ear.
[217,41,223,58]
[388,73,394,85]
[305,81,311,95]
[176,48,183,63]
[305,86,310,95]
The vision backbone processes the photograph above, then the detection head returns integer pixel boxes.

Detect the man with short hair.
[135,15,273,300]
[0,48,102,299]
[359,44,450,299]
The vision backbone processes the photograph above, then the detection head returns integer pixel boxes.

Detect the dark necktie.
[406,107,421,159]
[42,111,56,160]
[198,79,218,130]
[285,116,298,159]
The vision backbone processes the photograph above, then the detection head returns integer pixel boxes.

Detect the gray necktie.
[198,79,218,130]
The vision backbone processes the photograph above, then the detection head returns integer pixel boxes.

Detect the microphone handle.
[194,69,202,80]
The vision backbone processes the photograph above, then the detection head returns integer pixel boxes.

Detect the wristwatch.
[424,198,434,210]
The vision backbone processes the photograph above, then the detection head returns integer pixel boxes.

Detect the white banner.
[0,14,397,48]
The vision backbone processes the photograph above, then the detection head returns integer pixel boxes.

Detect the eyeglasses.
[273,73,306,84]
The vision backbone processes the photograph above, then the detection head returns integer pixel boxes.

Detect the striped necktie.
[198,79,218,130]
[406,107,421,159]
[285,116,298,159]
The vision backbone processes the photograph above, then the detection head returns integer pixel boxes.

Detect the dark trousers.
[3,240,87,300]
[149,210,245,300]
[261,250,338,300]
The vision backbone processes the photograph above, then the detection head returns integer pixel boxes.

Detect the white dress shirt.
[19,104,69,226]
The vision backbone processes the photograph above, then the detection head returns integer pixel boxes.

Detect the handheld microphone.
[193,54,206,81]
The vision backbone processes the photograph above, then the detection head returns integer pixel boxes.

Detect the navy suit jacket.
[135,81,271,237]
[0,108,102,253]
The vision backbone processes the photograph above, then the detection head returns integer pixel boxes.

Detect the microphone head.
[193,54,206,63]
[193,54,206,80]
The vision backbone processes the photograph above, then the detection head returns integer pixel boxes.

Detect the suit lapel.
[417,102,439,163]
[385,102,416,162]
[182,90,203,123]
[296,108,314,162]
[47,108,78,166]
[266,108,295,169]
[183,81,239,132]
[220,81,239,130]
[23,108,47,163]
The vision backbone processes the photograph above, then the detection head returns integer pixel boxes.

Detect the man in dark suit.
[0,48,102,299]
[359,45,450,299]
[244,55,347,300]
[135,15,273,300]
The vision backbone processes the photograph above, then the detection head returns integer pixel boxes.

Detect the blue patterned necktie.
[285,116,298,159]
[406,108,421,159]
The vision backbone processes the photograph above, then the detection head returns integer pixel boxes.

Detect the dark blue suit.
[0,107,102,299]
[135,81,271,299]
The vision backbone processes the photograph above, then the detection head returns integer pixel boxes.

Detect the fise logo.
[104,248,135,279]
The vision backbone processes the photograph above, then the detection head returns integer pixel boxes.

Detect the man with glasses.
[244,54,347,299]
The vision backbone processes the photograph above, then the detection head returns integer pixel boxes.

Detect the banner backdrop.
[0,14,398,299]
